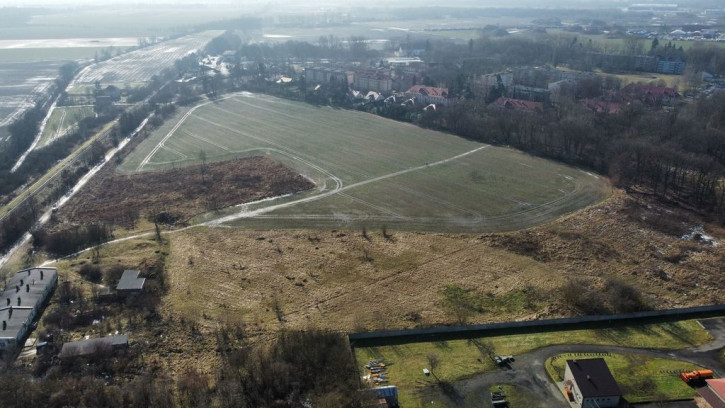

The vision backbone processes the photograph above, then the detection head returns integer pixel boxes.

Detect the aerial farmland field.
[35,106,95,148]
[0,60,62,141]
[120,93,610,232]
[75,31,223,84]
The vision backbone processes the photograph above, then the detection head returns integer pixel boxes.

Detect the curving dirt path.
[421,318,725,407]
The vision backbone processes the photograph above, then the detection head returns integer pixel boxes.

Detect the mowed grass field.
[36,106,95,148]
[120,93,610,232]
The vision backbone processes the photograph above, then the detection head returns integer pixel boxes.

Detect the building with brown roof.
[490,97,544,114]
[405,85,453,107]
[698,378,725,408]
[580,99,622,114]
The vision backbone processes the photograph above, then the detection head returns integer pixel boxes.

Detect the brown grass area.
[45,189,725,378]
[53,156,313,229]
[162,189,725,335]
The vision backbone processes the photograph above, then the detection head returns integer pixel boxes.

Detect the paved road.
[420,318,725,407]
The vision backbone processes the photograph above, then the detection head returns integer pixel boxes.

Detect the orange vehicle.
[680,370,714,383]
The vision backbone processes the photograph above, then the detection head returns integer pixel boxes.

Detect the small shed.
[60,335,128,358]
[116,270,145,295]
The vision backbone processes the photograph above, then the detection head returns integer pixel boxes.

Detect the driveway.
[417,318,725,407]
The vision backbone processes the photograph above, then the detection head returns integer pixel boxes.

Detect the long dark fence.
[348,305,725,348]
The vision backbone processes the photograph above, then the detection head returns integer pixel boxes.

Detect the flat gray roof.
[116,270,145,291]
[1,267,57,310]
[60,335,128,357]
[0,307,33,340]
[0,268,57,344]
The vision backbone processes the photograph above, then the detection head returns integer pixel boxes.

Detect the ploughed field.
[0,61,62,139]
[75,31,222,84]
[120,93,610,232]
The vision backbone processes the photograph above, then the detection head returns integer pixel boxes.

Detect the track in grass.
[120,93,611,232]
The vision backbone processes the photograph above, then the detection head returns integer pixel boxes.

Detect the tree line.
[418,92,725,219]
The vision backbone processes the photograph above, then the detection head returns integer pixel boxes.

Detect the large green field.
[120,93,610,232]
[36,106,95,149]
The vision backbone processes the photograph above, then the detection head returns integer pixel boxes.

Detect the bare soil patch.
[54,156,313,228]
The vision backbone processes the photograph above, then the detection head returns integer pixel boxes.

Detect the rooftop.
[708,379,725,398]
[1,268,57,310]
[566,358,622,398]
[116,270,145,292]
[491,97,544,113]
[0,307,33,339]
[406,85,449,98]
[1,268,57,345]
[60,335,129,358]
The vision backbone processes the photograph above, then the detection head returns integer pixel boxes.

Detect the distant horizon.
[1,0,723,10]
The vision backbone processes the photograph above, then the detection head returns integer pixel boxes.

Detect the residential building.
[656,56,686,75]
[511,85,550,103]
[477,71,514,95]
[354,70,392,92]
[580,99,622,114]
[116,270,145,295]
[405,85,453,106]
[634,55,659,72]
[304,66,354,86]
[620,83,680,106]
[60,335,129,358]
[0,268,58,351]
[548,79,577,104]
[490,97,543,114]
[697,378,725,408]
[563,358,622,408]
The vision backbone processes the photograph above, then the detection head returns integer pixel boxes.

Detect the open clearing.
[75,31,222,84]
[120,93,610,232]
[36,106,95,148]
[0,61,61,133]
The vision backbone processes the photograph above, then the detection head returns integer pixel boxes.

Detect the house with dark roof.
[563,358,622,408]
[490,97,544,114]
[116,270,145,295]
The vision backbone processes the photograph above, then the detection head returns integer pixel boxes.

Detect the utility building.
[563,358,622,408]
[116,270,145,295]
[0,268,58,351]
